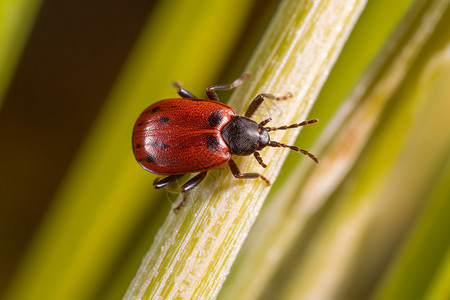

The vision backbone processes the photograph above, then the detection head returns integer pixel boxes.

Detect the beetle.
[132,73,318,204]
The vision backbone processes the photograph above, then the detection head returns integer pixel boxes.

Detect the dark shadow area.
[0,0,156,293]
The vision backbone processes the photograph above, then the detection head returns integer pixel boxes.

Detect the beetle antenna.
[265,119,318,132]
[269,141,319,163]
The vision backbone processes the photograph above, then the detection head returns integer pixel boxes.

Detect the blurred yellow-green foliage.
[1,0,450,299]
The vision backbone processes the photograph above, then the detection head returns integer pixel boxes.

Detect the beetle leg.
[206,72,250,101]
[180,171,208,194]
[228,159,270,185]
[253,152,267,168]
[153,174,185,189]
[178,88,198,98]
[258,118,272,127]
[172,82,198,98]
[244,95,264,118]
[172,171,208,213]
[244,92,293,118]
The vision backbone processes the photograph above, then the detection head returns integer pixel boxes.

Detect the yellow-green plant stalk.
[124,0,367,298]
[220,0,450,299]
[286,2,450,299]
[0,0,42,107]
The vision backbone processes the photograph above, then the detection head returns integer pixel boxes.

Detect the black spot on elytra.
[151,106,161,113]
[137,122,143,127]
[208,112,222,127]
[135,144,142,148]
[145,155,155,163]
[158,117,170,124]
[155,140,170,150]
[206,135,219,150]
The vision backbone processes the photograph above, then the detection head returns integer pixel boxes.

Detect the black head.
[221,116,319,168]
[222,116,269,156]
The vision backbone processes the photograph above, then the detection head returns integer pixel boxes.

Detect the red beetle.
[132,73,318,200]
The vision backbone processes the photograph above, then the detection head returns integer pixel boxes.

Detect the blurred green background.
[1,0,450,299]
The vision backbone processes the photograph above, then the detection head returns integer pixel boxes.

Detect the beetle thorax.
[222,116,270,156]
